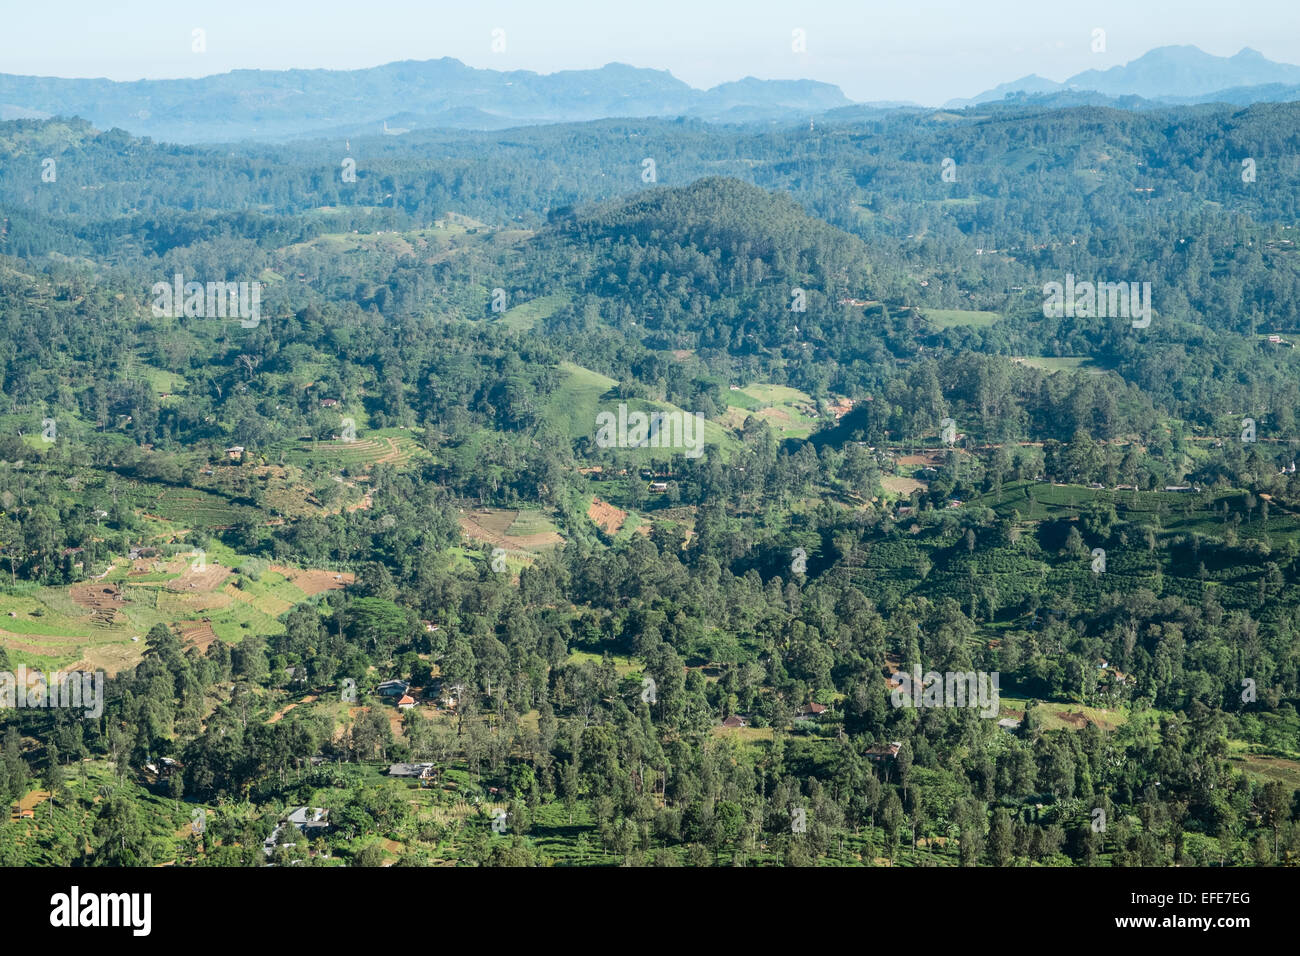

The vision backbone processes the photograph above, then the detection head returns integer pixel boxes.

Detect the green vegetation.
[923,308,1002,328]
[0,102,1298,870]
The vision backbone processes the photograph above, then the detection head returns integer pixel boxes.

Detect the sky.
[2,0,1298,105]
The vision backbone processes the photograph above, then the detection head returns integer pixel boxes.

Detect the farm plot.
[176,620,219,654]
[0,586,143,674]
[164,561,233,593]
[460,508,564,552]
[269,567,355,595]
[587,497,628,536]
[70,581,128,626]
[280,432,425,471]
[720,383,822,439]
[140,487,257,529]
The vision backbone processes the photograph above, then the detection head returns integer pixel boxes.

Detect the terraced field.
[138,487,257,530]
[460,507,564,552]
[279,431,427,470]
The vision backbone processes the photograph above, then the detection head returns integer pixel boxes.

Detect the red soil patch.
[269,694,317,724]
[587,497,627,535]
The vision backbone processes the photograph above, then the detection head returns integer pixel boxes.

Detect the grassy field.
[1230,748,1300,789]
[567,649,640,676]
[505,510,560,538]
[547,362,618,440]
[133,365,188,397]
[494,293,570,332]
[723,388,764,411]
[547,362,738,460]
[719,383,822,439]
[1011,356,1106,375]
[0,534,353,672]
[278,226,464,258]
[1027,701,1127,732]
[922,308,1002,328]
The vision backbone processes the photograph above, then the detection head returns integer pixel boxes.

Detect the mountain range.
[944,46,1300,107]
[1,45,1298,143]
[0,59,851,142]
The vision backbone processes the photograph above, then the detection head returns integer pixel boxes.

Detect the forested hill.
[546,176,871,277]
[3,109,1299,428]
[533,177,877,352]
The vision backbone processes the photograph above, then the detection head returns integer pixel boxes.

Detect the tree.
[354,842,387,867]
[987,809,1014,866]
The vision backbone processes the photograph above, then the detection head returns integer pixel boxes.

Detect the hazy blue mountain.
[0,104,50,121]
[1154,81,1300,106]
[0,58,850,143]
[1066,46,1300,99]
[694,77,851,114]
[945,74,1065,108]
[948,45,1300,108]
[8,44,1295,144]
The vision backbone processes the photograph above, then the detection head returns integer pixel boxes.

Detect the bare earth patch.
[269,694,317,724]
[587,497,627,535]
[1055,710,1090,729]
[165,562,232,593]
[270,567,355,595]
[69,581,127,626]
[13,789,50,815]
[460,509,564,552]
[882,476,926,496]
[896,451,947,468]
[177,620,219,654]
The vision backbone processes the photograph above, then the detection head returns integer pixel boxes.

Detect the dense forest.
[0,102,1297,867]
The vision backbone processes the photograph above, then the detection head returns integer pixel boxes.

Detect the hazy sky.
[3,0,1297,105]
